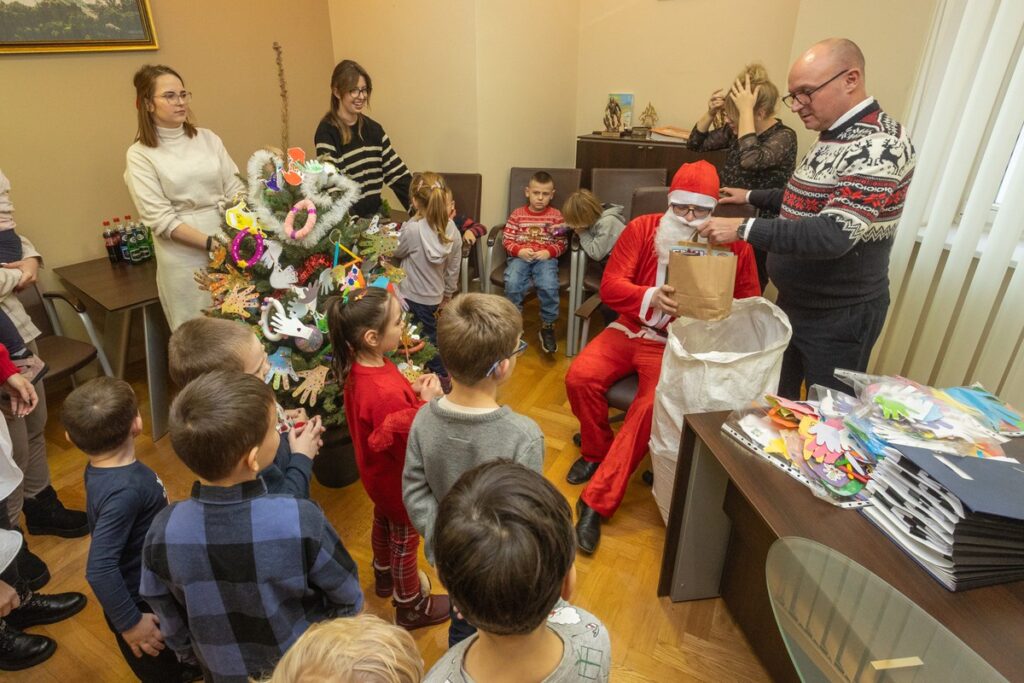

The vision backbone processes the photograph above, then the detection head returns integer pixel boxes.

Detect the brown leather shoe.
[395,592,451,630]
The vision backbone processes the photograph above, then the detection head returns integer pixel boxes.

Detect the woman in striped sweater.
[314,60,413,219]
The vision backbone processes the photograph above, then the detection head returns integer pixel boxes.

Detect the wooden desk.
[658,411,1024,682]
[53,258,170,440]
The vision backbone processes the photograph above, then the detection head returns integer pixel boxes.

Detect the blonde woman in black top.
[689,64,797,288]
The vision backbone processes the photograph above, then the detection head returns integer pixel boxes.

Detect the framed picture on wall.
[0,0,158,55]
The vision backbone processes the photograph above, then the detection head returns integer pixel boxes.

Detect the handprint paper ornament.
[292,365,330,407]
[264,347,299,390]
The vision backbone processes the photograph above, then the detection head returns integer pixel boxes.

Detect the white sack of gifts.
[649,297,791,523]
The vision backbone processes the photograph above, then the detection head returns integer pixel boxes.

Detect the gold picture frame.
[0,0,158,55]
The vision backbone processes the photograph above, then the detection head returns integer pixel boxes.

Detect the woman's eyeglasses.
[348,87,370,98]
[485,338,528,377]
[156,91,191,105]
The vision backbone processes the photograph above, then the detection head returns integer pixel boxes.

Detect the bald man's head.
[787,38,868,131]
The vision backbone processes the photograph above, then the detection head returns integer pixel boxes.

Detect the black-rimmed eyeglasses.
[485,338,528,377]
[782,69,849,108]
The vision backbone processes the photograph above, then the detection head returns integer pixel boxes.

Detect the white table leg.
[142,303,170,440]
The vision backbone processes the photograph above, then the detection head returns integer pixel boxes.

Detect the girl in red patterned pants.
[327,287,450,630]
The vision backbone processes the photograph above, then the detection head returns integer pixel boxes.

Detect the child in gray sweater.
[403,293,545,646]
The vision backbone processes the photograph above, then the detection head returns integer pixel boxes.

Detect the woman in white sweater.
[124,65,244,330]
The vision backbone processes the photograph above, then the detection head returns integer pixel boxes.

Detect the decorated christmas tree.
[196,146,436,429]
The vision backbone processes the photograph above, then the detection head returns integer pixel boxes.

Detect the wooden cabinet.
[575,134,727,188]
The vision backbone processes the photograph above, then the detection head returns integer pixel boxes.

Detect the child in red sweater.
[326,287,450,630]
[502,171,567,354]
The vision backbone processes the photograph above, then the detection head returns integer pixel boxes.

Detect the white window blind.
[873,0,1024,406]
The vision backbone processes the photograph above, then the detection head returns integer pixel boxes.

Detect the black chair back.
[592,168,667,217]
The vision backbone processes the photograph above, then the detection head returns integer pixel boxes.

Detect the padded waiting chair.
[566,169,668,356]
[441,172,485,294]
[486,167,582,355]
[590,168,667,219]
[16,283,113,384]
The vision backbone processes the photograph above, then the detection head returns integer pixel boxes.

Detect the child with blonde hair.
[265,614,423,683]
[326,288,450,630]
[393,171,462,378]
[561,188,625,263]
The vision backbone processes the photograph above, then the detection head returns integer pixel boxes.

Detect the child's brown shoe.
[395,592,451,631]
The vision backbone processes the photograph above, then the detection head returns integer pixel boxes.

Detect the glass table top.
[765,537,1007,683]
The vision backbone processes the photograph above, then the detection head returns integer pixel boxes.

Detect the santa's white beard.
[654,211,708,265]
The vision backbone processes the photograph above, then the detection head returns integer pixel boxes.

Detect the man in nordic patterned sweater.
[701,38,916,398]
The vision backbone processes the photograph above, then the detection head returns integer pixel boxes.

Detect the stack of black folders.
[862,444,1024,591]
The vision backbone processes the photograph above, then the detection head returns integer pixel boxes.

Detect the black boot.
[0,620,56,671]
[575,498,602,555]
[14,540,49,592]
[566,456,600,485]
[22,486,88,538]
[4,591,87,630]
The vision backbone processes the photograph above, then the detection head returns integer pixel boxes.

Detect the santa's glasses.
[670,204,712,219]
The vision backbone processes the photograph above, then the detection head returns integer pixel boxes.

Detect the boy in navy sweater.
[63,377,200,682]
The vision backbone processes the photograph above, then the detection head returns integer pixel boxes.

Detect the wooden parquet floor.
[12,299,769,682]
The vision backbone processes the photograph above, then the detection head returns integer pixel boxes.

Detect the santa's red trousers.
[566,327,666,518]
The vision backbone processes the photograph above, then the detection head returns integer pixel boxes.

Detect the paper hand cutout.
[264,347,299,391]
[220,285,259,318]
[270,309,314,340]
[196,264,249,297]
[806,419,845,464]
[318,267,336,295]
[288,285,318,319]
[260,239,282,269]
[365,215,381,235]
[874,395,912,421]
[292,365,329,406]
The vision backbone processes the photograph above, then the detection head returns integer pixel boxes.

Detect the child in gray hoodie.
[393,171,463,377]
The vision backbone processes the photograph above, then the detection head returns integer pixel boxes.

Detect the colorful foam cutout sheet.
[765,394,818,429]
[944,385,1024,435]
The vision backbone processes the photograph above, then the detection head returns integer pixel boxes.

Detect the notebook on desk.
[863,444,1024,591]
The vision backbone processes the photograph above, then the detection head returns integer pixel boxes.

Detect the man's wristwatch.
[738,218,754,241]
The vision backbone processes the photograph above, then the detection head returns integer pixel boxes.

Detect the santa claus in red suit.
[566,161,760,554]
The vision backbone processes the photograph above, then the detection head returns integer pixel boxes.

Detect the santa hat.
[668,161,719,208]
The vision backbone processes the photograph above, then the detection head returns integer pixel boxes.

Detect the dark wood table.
[658,411,1024,682]
[53,258,170,439]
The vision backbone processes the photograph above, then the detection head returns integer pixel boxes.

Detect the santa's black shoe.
[566,457,599,485]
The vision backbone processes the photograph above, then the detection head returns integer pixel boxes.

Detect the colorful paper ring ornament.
[231,227,266,268]
[285,199,318,240]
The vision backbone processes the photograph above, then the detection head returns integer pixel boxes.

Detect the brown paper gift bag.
[666,241,737,321]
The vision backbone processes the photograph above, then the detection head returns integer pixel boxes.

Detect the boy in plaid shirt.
[141,371,362,681]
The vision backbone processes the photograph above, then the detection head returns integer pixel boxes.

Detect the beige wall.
[0,0,334,290]
[788,0,939,151]
[474,2,580,221]
[575,0,802,142]
[326,0,580,226]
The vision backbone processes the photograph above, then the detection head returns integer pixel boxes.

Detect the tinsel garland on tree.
[196,147,436,429]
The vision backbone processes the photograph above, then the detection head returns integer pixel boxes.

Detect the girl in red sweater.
[326,287,449,630]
